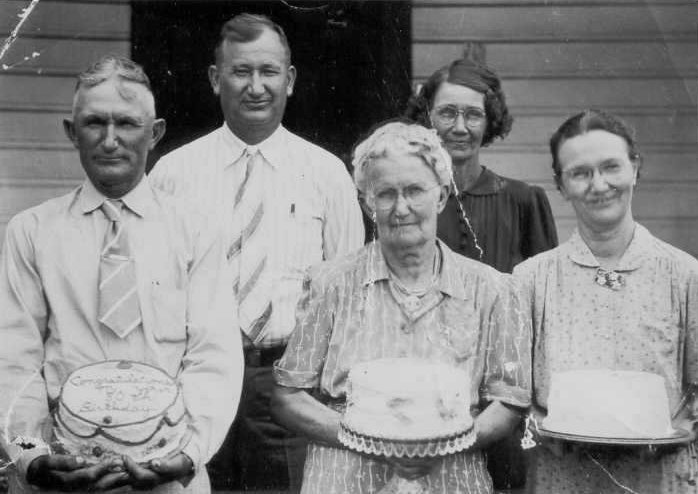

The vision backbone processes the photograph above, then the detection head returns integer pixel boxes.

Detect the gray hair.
[73,55,155,116]
[352,121,453,194]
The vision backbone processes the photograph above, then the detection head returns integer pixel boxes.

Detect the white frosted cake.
[342,358,473,441]
[543,369,675,439]
[54,360,188,463]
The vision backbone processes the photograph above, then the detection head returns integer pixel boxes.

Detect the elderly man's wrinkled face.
[366,150,448,249]
[430,82,486,165]
[209,28,296,142]
[63,78,165,198]
[558,130,638,231]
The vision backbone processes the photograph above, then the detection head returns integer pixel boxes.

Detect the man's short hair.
[214,13,292,65]
[73,55,155,116]
[75,54,152,93]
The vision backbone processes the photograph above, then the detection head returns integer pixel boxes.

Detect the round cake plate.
[537,427,694,446]
[338,422,476,459]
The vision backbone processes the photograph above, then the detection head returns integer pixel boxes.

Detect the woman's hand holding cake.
[272,122,531,493]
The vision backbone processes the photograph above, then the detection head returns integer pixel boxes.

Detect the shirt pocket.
[150,284,187,343]
[282,201,323,276]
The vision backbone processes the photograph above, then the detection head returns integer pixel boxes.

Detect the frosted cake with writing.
[343,358,473,440]
[54,360,187,462]
[543,369,675,438]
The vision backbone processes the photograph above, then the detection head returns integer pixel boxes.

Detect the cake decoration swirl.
[53,360,188,463]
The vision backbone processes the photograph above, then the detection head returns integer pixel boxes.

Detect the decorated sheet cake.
[53,360,188,463]
[343,358,473,441]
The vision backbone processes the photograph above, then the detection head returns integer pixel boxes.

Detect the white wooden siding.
[412,0,698,255]
[0,0,130,241]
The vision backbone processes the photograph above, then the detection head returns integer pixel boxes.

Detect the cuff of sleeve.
[15,445,50,486]
[273,365,318,389]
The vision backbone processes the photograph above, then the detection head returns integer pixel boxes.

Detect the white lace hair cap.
[352,121,453,195]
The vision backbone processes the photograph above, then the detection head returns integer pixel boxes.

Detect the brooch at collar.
[595,268,626,291]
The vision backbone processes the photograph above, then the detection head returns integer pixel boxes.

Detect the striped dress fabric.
[274,240,531,494]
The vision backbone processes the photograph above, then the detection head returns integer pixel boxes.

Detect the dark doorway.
[131,1,412,172]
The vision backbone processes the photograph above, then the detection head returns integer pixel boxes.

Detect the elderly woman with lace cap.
[514,109,698,493]
[271,121,531,493]
[405,58,558,273]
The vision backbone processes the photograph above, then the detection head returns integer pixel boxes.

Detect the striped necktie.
[98,199,142,338]
[228,148,273,345]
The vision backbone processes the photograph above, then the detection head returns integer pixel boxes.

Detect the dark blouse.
[438,167,558,273]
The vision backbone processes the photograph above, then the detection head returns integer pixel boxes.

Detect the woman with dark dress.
[405,58,558,274]
[405,58,557,489]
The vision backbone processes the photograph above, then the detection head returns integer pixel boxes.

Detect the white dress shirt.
[0,177,243,493]
[150,124,364,347]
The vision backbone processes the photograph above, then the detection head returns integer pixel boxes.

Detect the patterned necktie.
[98,199,142,338]
[228,149,273,345]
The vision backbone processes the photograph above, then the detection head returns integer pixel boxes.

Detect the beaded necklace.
[388,249,441,315]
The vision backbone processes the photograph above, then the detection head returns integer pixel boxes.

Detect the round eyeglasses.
[431,105,486,128]
[369,184,441,211]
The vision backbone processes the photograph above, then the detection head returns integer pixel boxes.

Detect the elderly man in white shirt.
[149,12,364,492]
[0,55,243,493]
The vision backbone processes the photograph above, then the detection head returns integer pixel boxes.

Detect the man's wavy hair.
[73,55,155,116]
[214,13,291,65]
[76,54,152,92]
[404,58,512,147]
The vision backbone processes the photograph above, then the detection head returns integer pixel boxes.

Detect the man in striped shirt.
[150,13,364,492]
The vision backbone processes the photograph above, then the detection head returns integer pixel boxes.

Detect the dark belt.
[244,344,287,367]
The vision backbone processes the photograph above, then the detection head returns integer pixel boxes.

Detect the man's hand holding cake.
[0,55,243,493]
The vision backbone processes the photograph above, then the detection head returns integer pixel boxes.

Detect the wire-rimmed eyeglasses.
[561,160,630,187]
[368,184,441,211]
[431,105,486,128]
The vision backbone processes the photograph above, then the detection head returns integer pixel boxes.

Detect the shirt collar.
[78,176,155,218]
[220,123,287,170]
[460,166,503,196]
[567,222,649,271]
[362,239,468,301]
